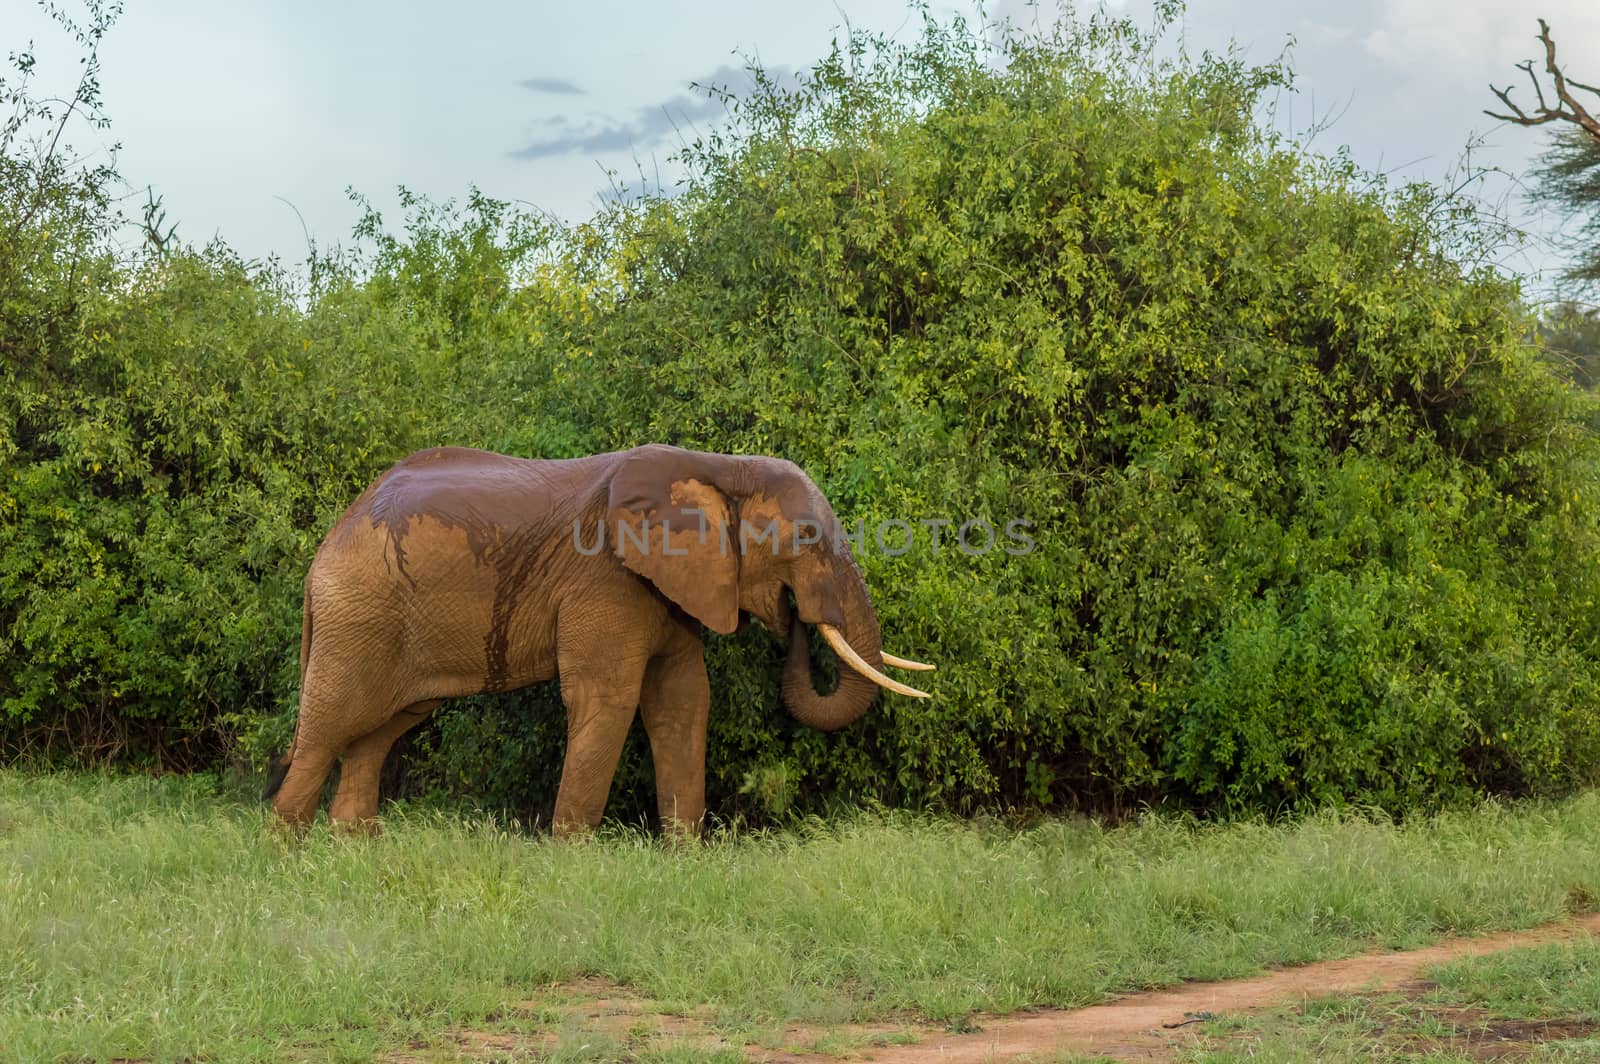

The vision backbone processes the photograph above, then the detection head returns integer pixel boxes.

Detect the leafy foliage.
[5,7,1600,816]
[1538,130,1600,284]
[1539,301,1600,390]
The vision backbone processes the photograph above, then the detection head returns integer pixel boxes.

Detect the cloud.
[1361,0,1600,73]
[509,63,796,161]
[520,76,585,95]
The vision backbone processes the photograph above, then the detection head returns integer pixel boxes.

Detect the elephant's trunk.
[780,562,884,732]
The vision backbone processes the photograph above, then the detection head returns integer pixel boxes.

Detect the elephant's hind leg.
[272,745,338,833]
[328,700,441,833]
[324,700,441,832]
[271,643,406,833]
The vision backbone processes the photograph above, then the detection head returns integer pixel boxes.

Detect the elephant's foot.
[270,746,337,835]
[327,783,381,829]
[265,811,313,843]
[655,796,707,842]
[549,816,598,841]
[659,822,703,846]
[330,814,384,838]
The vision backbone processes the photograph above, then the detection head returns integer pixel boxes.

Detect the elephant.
[264,444,933,836]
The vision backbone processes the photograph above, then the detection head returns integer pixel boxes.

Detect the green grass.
[1176,935,1600,1061]
[1429,935,1600,1021]
[5,772,1600,1061]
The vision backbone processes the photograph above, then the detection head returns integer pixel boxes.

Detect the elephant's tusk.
[880,651,935,672]
[818,624,931,699]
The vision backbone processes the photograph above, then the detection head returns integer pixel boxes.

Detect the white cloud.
[2,0,1594,281]
[1363,0,1600,74]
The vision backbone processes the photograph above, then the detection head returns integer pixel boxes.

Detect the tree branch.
[1484,18,1600,144]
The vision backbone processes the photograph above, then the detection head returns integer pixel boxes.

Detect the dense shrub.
[5,8,1600,816]
[0,182,563,763]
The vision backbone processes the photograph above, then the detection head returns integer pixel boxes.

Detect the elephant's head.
[607,445,932,730]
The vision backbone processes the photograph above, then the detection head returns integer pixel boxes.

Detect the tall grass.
[3,772,1598,1060]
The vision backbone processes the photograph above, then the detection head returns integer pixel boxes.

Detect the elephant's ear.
[608,464,740,635]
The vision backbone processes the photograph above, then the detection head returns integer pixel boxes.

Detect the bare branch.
[1486,81,1557,124]
[1485,18,1600,144]
[1523,58,1552,113]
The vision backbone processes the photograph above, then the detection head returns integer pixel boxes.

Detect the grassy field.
[4,773,1600,1061]
[1181,936,1600,1061]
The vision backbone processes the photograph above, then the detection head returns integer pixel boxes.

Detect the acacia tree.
[1486,18,1600,285]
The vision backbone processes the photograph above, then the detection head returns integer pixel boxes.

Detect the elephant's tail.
[261,750,292,801]
[298,579,314,690]
[263,582,314,802]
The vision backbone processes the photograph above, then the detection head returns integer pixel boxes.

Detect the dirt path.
[822,912,1600,1063]
[394,913,1600,1062]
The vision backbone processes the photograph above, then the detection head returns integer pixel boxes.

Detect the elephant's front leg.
[552,620,654,839]
[640,628,711,838]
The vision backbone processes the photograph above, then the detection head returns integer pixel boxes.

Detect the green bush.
[0,181,564,763]
[5,7,1600,816]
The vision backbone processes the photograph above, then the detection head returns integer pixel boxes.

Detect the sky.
[5,0,1599,293]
